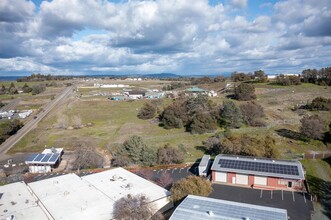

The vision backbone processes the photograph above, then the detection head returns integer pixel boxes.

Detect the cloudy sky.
[0,0,330,76]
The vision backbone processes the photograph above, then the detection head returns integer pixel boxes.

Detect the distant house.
[25,148,64,173]
[145,91,164,99]
[126,90,146,99]
[211,154,305,191]
[109,95,128,101]
[186,87,208,93]
[170,195,288,220]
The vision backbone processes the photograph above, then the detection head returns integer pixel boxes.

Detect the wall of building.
[212,171,304,190]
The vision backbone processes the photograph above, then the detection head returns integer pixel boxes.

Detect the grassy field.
[301,158,331,220]
[8,81,331,161]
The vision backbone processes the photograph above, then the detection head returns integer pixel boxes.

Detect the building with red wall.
[211,154,305,191]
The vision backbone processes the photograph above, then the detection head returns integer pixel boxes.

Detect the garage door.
[254,176,267,186]
[236,174,248,185]
[215,172,227,182]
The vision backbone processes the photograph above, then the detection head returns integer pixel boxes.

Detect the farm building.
[211,154,305,190]
[186,87,208,95]
[109,95,128,101]
[25,148,63,173]
[169,195,288,220]
[198,155,211,177]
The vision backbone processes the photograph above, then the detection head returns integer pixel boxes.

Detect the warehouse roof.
[0,182,49,220]
[211,154,305,180]
[170,195,288,220]
[28,173,115,220]
[82,167,170,205]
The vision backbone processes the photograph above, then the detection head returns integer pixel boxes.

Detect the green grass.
[9,82,331,162]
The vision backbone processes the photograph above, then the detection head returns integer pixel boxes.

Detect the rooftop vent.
[207,211,214,216]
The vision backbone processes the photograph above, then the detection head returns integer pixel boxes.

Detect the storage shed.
[198,155,211,177]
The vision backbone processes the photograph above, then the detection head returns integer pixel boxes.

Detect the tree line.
[17,73,71,82]
[138,83,262,134]
[0,82,47,95]
[0,120,23,144]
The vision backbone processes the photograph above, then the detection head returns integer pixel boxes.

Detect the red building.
[211,154,305,191]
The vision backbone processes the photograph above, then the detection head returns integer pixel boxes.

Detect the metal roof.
[199,155,211,167]
[25,153,61,165]
[211,154,305,180]
[170,195,288,220]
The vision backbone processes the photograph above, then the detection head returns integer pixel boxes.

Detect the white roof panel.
[28,173,114,220]
[82,168,170,203]
[0,182,48,220]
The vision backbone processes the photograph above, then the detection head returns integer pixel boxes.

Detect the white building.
[18,110,32,119]
[198,155,211,177]
[82,168,171,211]
[0,168,172,220]
[25,148,63,173]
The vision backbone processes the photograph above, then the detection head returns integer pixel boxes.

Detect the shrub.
[157,145,184,165]
[137,102,157,120]
[171,176,213,204]
[234,83,256,101]
[300,115,326,140]
[240,101,266,127]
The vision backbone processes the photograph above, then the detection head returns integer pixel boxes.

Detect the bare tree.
[55,115,69,129]
[72,115,82,129]
[72,143,103,171]
[113,194,156,220]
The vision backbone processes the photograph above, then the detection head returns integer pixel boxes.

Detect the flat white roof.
[28,173,114,220]
[42,148,63,154]
[82,167,170,203]
[0,182,48,220]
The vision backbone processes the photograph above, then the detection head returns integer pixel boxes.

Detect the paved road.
[0,86,73,158]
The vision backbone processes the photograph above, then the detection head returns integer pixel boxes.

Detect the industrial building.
[0,168,171,220]
[169,195,288,220]
[211,154,305,190]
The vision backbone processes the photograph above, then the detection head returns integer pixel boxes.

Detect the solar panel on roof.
[49,153,60,163]
[33,154,46,162]
[26,154,38,162]
[218,159,299,176]
[41,154,53,163]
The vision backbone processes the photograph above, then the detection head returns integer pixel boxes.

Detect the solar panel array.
[218,158,299,176]
[26,153,60,164]
[170,195,287,220]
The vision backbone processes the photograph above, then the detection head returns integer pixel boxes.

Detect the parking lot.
[19,164,314,220]
[137,165,313,220]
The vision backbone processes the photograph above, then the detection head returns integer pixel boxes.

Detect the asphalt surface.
[210,184,314,220]
[0,86,73,159]
[135,165,313,220]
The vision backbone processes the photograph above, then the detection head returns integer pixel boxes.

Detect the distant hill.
[142,73,182,78]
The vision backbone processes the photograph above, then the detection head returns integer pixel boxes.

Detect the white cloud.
[0,0,330,75]
[229,0,248,8]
